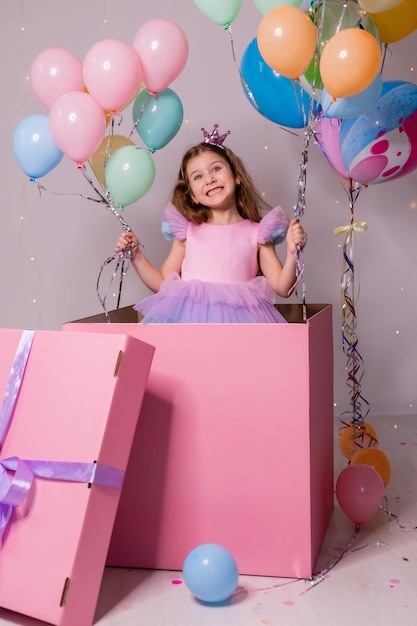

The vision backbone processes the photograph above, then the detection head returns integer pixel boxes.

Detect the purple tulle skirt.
[133,273,287,323]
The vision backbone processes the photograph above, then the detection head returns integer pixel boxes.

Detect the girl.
[115,129,307,323]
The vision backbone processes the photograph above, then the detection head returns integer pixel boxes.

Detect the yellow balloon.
[351,448,391,487]
[358,0,403,12]
[370,0,417,43]
[320,28,382,98]
[339,421,379,459]
[257,5,317,79]
[90,134,135,188]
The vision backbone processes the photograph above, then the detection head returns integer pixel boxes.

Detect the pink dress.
[134,203,289,323]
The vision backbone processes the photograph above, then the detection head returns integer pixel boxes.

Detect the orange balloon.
[339,421,379,459]
[370,0,417,43]
[90,134,135,188]
[257,6,317,79]
[351,448,391,487]
[320,28,382,98]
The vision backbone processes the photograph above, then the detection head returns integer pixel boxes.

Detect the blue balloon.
[322,72,383,120]
[240,38,319,129]
[13,114,64,179]
[132,88,183,151]
[183,544,239,603]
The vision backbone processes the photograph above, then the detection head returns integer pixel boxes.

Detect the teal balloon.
[132,88,183,151]
[240,38,319,128]
[183,544,239,603]
[13,114,64,179]
[104,146,155,207]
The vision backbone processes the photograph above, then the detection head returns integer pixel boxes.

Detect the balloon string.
[226,24,260,115]
[381,496,417,533]
[381,43,392,73]
[28,164,138,318]
[77,166,145,318]
[129,97,149,138]
[335,1,349,34]
[227,24,300,138]
[78,164,133,233]
[242,519,408,598]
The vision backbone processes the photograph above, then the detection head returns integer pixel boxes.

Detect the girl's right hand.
[115,231,141,259]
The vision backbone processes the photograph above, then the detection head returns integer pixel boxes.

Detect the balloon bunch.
[13,19,188,212]
[240,1,417,185]
[336,418,392,526]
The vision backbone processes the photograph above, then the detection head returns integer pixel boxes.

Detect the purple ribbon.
[0,330,35,446]
[0,331,125,541]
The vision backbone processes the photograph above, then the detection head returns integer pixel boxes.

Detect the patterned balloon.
[340,81,417,184]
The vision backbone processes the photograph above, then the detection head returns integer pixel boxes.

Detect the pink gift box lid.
[0,329,154,626]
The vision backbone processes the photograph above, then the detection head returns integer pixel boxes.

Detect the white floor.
[1,414,416,626]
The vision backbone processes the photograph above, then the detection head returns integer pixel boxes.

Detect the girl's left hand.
[286,219,307,254]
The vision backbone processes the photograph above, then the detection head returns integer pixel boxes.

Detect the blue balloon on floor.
[183,543,239,603]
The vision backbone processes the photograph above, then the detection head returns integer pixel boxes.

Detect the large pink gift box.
[0,329,154,626]
[65,303,334,578]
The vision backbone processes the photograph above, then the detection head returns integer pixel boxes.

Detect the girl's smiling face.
[186,151,239,211]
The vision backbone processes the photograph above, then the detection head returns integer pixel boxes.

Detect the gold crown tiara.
[201,124,231,147]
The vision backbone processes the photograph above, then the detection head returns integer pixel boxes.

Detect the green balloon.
[193,0,243,26]
[254,0,302,15]
[105,146,155,207]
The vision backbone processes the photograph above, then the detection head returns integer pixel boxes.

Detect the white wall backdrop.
[1,1,417,417]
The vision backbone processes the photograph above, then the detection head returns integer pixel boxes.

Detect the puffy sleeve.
[258,206,289,245]
[161,202,189,242]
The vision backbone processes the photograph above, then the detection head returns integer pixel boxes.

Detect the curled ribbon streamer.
[288,249,307,322]
[334,184,370,425]
[0,331,125,541]
[96,250,132,323]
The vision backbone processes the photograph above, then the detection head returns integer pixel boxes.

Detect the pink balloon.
[30,48,85,110]
[49,91,106,164]
[315,114,350,180]
[336,464,384,525]
[83,39,143,112]
[133,19,188,94]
